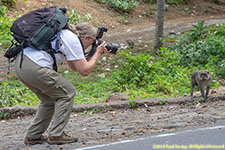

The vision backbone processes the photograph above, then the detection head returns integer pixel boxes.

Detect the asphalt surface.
[79,120,225,150]
[1,93,225,150]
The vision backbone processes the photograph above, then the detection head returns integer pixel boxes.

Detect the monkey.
[126,39,134,49]
[190,70,212,102]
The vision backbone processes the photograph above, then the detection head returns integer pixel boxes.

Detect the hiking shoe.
[48,132,78,145]
[24,135,47,145]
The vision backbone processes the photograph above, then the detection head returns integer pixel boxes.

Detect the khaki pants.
[15,54,76,138]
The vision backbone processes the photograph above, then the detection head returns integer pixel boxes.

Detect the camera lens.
[106,43,118,54]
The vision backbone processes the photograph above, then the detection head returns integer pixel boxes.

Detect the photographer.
[14,22,109,145]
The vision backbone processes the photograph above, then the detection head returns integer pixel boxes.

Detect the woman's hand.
[96,41,110,55]
[67,41,111,76]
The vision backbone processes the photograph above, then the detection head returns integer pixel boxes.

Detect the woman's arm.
[67,42,107,76]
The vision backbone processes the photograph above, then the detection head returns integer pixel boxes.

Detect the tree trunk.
[154,0,165,50]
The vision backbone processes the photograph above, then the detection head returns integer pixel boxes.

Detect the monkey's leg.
[205,86,211,100]
[190,82,195,98]
[199,84,205,102]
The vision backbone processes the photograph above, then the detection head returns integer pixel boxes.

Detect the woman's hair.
[67,22,97,38]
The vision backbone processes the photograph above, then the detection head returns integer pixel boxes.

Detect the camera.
[4,44,23,59]
[85,27,118,59]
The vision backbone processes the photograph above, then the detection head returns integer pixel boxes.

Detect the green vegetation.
[1,21,224,108]
[143,7,156,16]
[0,80,39,107]
[0,111,10,120]
[0,5,15,49]
[128,100,137,108]
[187,99,201,105]
[117,15,129,24]
[159,100,166,105]
[95,0,193,13]
[0,1,224,108]
[0,0,16,7]
[95,0,139,13]
[169,21,225,78]
[68,9,92,25]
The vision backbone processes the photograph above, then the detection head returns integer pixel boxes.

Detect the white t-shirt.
[23,29,85,69]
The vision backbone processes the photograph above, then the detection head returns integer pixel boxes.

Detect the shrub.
[0,0,16,7]
[128,100,137,108]
[110,51,155,91]
[96,0,139,13]
[0,111,10,119]
[171,22,225,77]
[0,81,39,107]
[69,9,92,24]
[110,48,191,97]
[0,6,14,49]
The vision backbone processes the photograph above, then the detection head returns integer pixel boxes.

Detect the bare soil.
[9,0,225,33]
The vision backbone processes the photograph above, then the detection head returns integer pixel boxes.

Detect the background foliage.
[0,5,14,48]
[0,80,39,107]
[170,21,225,77]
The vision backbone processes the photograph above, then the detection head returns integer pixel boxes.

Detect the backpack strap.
[45,29,84,72]
[55,33,61,52]
[63,26,85,56]
[48,50,58,72]
[78,37,85,55]
[6,41,15,74]
[48,32,61,72]
[45,42,58,72]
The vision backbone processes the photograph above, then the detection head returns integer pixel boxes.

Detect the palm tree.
[154,0,165,50]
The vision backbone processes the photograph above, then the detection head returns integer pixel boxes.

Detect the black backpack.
[4,6,69,72]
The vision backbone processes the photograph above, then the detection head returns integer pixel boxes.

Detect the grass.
[1,2,224,108]
[0,34,221,107]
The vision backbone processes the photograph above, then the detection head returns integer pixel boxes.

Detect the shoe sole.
[24,141,46,145]
[48,138,78,145]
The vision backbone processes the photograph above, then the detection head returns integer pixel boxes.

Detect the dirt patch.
[9,0,225,33]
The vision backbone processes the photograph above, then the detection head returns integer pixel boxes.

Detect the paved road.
[77,120,225,150]
[1,96,225,150]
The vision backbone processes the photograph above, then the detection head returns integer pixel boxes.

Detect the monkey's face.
[200,72,209,81]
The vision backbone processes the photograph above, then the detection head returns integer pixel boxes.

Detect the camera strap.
[78,37,85,55]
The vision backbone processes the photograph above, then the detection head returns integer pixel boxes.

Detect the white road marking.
[75,125,225,150]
